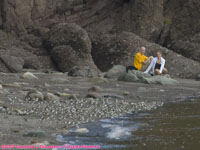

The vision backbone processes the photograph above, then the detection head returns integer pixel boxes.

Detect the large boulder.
[68,66,99,78]
[104,65,126,79]
[43,23,97,72]
[0,30,55,72]
[0,45,54,72]
[91,34,130,72]
[50,45,80,71]
[196,74,200,81]
[0,55,24,73]
[118,70,179,86]
[92,32,200,79]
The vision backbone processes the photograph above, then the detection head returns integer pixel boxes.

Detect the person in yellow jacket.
[126,47,153,72]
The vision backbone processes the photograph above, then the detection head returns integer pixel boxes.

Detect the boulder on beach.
[0,55,24,73]
[25,90,44,101]
[196,74,200,81]
[43,23,97,72]
[22,72,38,80]
[118,70,179,86]
[68,66,98,78]
[104,65,126,79]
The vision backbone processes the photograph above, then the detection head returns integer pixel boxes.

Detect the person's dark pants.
[126,66,138,73]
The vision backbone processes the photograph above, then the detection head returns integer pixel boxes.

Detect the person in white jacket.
[144,52,168,75]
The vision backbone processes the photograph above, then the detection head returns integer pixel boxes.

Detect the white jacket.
[144,57,165,74]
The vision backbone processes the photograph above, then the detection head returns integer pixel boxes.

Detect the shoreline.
[0,71,200,145]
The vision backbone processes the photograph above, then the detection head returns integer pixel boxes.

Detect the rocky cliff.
[0,0,199,78]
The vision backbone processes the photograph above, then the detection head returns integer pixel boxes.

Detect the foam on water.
[106,125,132,140]
[107,122,148,140]
[55,113,150,150]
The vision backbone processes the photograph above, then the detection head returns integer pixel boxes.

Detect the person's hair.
[157,51,162,55]
[140,47,146,51]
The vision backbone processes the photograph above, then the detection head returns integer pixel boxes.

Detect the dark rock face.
[92,32,200,78]
[44,23,97,72]
[171,34,200,62]
[157,0,200,62]
[91,34,130,71]
[122,0,164,41]
[0,0,199,78]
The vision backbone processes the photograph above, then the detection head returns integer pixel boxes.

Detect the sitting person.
[144,51,168,75]
[126,47,153,72]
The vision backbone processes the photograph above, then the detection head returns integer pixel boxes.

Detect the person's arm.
[159,59,165,73]
[143,56,153,65]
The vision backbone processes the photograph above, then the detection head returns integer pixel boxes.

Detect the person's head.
[156,51,162,59]
[140,47,146,55]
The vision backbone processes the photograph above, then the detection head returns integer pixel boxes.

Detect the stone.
[58,93,77,100]
[104,65,126,79]
[23,130,46,137]
[22,72,38,80]
[64,88,70,92]
[3,82,29,88]
[44,83,51,87]
[68,66,98,78]
[51,78,69,84]
[0,84,3,90]
[123,91,130,96]
[45,93,60,101]
[15,109,28,116]
[88,86,102,92]
[43,23,97,72]
[0,55,24,73]
[86,93,101,99]
[144,75,179,86]
[88,77,108,83]
[0,89,9,95]
[118,72,139,83]
[25,90,44,101]
[0,80,3,84]
[17,90,28,96]
[3,83,22,88]
[52,72,64,75]
[196,74,200,81]
[74,128,89,134]
[0,106,7,112]
[104,94,125,100]
[119,70,179,86]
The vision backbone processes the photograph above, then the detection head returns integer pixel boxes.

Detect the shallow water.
[56,99,200,150]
